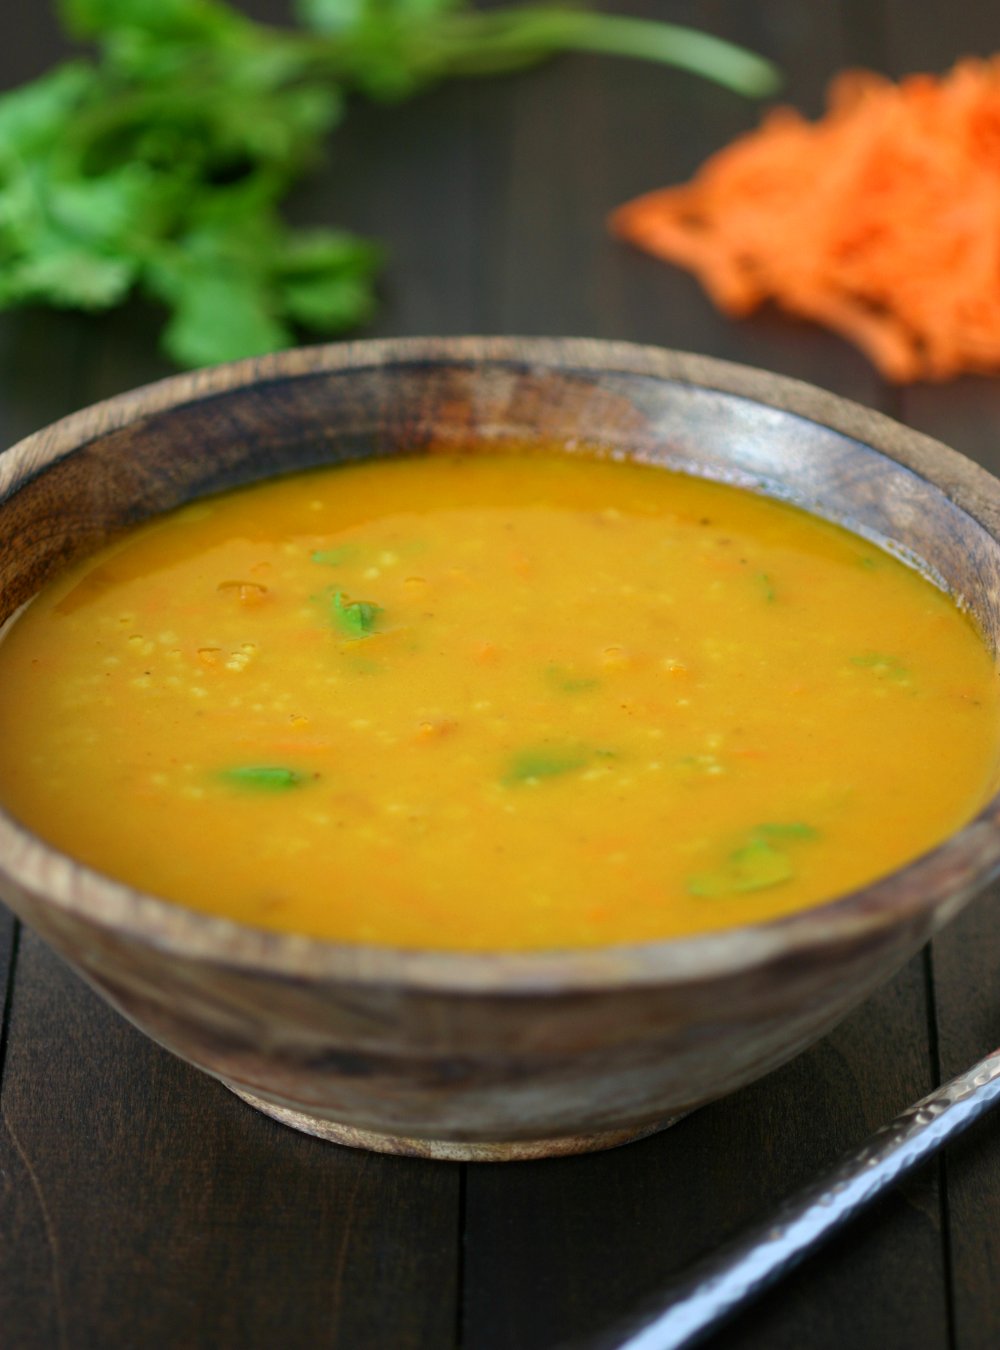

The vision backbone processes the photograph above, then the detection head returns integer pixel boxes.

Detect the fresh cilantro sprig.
[0,0,779,367]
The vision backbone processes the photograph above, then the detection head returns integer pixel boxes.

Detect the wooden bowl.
[2,337,1000,1162]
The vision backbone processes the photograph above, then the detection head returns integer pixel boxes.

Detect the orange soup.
[0,451,997,950]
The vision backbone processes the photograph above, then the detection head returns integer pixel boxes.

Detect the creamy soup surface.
[0,451,998,951]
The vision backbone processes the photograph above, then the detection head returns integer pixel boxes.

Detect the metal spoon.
[582,1046,1000,1350]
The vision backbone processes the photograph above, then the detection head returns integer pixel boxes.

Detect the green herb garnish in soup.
[0,451,997,951]
[331,590,382,639]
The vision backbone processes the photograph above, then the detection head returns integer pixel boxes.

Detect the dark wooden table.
[3,3,1000,1347]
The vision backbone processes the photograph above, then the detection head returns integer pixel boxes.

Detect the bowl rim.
[3,333,1000,995]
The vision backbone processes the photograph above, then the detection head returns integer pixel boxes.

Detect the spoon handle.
[592,1047,1000,1350]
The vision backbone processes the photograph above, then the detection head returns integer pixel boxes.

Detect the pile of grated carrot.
[611,59,1000,382]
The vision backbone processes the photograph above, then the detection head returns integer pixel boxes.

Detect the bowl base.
[226,1083,675,1161]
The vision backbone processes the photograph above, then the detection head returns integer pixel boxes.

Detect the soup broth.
[0,451,997,950]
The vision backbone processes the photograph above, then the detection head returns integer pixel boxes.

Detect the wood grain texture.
[880,15,1000,1350]
[0,909,15,1083]
[927,888,1000,1350]
[578,0,888,405]
[0,931,459,1350]
[463,953,948,1350]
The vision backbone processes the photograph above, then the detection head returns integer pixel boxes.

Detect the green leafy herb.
[219,765,306,790]
[311,546,353,566]
[687,822,818,897]
[0,0,779,367]
[332,588,382,637]
[503,745,591,785]
[756,572,776,603]
[753,822,819,842]
[546,663,599,694]
[849,652,912,683]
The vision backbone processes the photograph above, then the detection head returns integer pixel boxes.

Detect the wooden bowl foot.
[225,1082,676,1161]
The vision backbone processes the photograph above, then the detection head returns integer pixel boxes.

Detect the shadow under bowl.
[2,337,1000,1161]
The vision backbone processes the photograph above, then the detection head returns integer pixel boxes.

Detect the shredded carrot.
[610,59,1000,382]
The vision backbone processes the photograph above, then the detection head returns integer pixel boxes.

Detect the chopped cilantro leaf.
[219,765,305,791]
[850,652,912,683]
[728,838,794,891]
[757,572,776,602]
[503,747,591,785]
[311,547,353,566]
[752,822,819,842]
[687,821,819,897]
[546,664,599,694]
[332,589,382,637]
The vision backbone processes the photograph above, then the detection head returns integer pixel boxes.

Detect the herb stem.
[307,10,781,99]
[540,13,780,97]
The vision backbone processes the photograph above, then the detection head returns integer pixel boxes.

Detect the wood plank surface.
[562,0,889,407]
[463,955,948,1350]
[0,931,460,1350]
[883,11,1000,1349]
[4,1,1000,1348]
[927,887,1000,1350]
